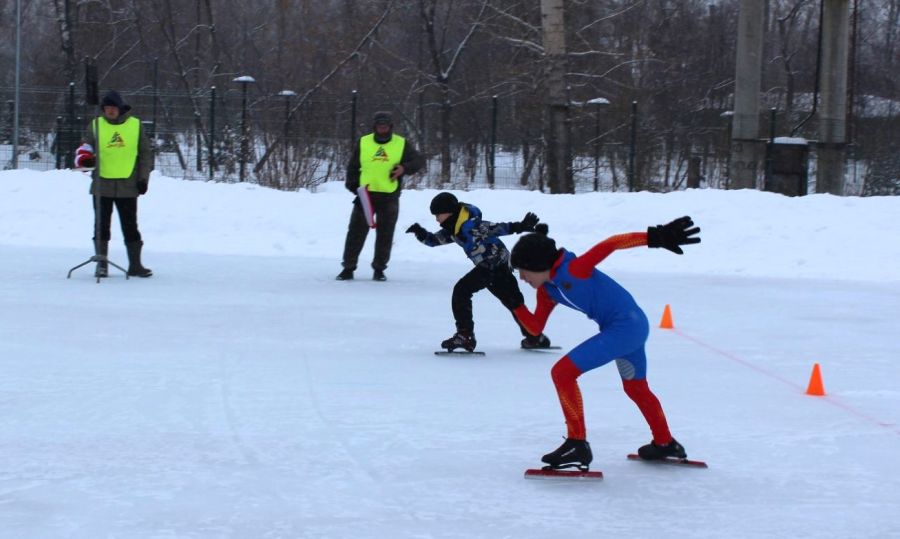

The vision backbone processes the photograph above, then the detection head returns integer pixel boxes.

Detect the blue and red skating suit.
[516,233,650,380]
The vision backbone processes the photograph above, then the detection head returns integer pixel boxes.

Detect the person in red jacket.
[509,217,700,470]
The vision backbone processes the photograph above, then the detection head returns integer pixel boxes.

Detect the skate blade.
[626,454,708,468]
[524,468,602,481]
[434,350,485,356]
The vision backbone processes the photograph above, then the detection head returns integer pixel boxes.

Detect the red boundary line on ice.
[672,328,900,437]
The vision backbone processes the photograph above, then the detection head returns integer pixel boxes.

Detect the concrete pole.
[11,0,21,169]
[816,0,850,195]
[729,0,765,189]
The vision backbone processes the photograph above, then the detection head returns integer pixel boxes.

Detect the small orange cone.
[805,363,826,396]
[659,304,674,329]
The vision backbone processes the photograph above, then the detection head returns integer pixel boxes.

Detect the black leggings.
[93,197,142,243]
[452,265,529,336]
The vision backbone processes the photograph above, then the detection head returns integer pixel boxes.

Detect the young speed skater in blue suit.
[509,217,701,470]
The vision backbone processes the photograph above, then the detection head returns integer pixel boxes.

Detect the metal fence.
[0,83,800,193]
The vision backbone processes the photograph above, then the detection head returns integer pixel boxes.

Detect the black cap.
[510,226,558,271]
[373,111,393,126]
[100,90,132,113]
[430,192,459,215]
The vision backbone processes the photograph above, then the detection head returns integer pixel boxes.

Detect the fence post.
[627,101,637,191]
[232,76,255,182]
[350,90,358,142]
[152,57,159,140]
[765,107,776,188]
[208,86,216,181]
[488,95,497,187]
[593,102,601,191]
[66,82,76,169]
[55,116,63,169]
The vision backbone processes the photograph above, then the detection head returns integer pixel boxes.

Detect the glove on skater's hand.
[406,223,428,241]
[137,181,148,195]
[647,216,700,255]
[511,212,539,233]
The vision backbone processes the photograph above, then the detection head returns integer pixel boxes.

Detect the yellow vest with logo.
[359,133,405,194]
[93,116,141,179]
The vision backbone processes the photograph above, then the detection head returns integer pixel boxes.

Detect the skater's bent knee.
[551,356,582,384]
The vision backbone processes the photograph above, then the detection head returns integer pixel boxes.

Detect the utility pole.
[11,0,21,169]
[816,0,850,194]
[729,0,765,189]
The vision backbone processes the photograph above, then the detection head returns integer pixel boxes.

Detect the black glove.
[510,212,539,233]
[137,181,148,195]
[406,223,428,241]
[647,216,700,255]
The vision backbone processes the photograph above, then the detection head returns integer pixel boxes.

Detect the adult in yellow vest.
[82,90,154,278]
[337,111,425,281]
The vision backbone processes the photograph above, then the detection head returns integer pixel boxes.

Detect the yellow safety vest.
[93,116,141,179]
[359,133,405,194]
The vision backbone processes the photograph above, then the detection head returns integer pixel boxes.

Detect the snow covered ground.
[1,170,899,538]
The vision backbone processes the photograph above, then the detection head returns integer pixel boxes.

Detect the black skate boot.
[441,331,477,352]
[637,438,687,460]
[521,334,552,349]
[336,268,354,281]
[373,269,387,281]
[541,438,593,471]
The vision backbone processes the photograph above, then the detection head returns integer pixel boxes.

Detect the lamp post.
[277,90,297,142]
[232,75,255,182]
[587,97,610,191]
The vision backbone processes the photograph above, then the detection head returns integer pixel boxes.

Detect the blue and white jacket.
[416,203,518,270]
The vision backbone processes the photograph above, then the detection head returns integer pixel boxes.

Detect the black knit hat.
[510,224,558,271]
[372,111,393,126]
[430,192,459,215]
[100,90,132,113]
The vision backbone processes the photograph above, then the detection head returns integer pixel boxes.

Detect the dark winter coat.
[345,132,425,197]
[84,111,153,199]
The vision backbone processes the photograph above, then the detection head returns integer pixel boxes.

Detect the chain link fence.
[5,83,887,195]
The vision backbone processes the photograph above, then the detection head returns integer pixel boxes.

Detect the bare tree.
[418,0,489,184]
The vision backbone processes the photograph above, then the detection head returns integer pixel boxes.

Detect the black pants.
[340,195,399,271]
[93,196,142,243]
[452,265,530,337]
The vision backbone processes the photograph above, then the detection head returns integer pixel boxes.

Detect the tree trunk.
[540,0,573,194]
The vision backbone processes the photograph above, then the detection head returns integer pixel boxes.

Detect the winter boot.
[521,333,552,349]
[125,241,153,277]
[637,438,687,460]
[441,331,477,352]
[336,268,354,281]
[373,269,387,281]
[541,438,593,470]
[94,240,109,278]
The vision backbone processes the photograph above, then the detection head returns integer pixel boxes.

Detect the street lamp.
[277,90,297,141]
[232,75,255,182]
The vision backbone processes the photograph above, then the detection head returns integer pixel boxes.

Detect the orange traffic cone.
[659,304,674,329]
[805,363,826,396]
